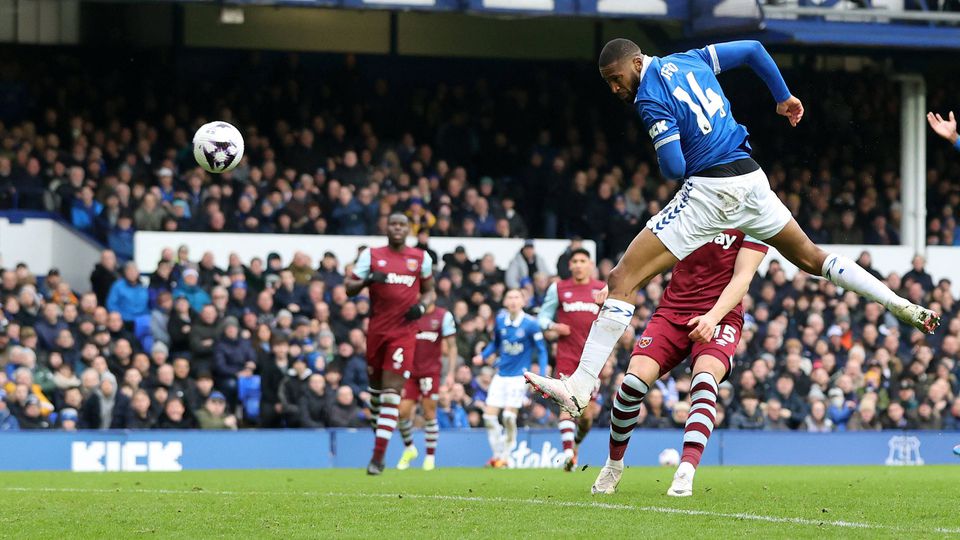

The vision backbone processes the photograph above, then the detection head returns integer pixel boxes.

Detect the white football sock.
[501,411,518,461]
[570,298,635,392]
[822,254,908,310]
[483,414,504,457]
[606,457,624,469]
[677,461,696,478]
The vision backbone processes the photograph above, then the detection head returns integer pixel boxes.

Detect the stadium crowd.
[0,238,959,433]
[0,50,959,433]
[0,51,957,262]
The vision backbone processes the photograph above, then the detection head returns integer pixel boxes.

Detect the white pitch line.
[2,486,958,535]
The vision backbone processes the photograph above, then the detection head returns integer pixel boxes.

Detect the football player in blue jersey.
[527,38,940,424]
[474,289,549,468]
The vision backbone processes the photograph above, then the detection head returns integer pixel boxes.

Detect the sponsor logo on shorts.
[638,336,653,348]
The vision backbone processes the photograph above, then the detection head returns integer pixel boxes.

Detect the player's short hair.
[599,38,642,67]
[388,212,409,223]
[570,248,591,260]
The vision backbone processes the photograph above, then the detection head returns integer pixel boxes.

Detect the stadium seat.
[237,375,261,423]
[133,315,153,351]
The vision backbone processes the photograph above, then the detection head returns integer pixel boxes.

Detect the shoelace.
[597,467,619,487]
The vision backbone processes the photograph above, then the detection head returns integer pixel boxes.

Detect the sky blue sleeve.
[441,311,457,337]
[352,248,371,280]
[530,319,548,374]
[656,138,686,180]
[708,41,791,103]
[421,250,433,278]
[538,283,559,330]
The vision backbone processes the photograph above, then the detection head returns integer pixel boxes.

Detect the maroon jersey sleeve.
[366,246,428,335]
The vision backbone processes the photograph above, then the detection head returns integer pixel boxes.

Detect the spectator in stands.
[79,373,128,429]
[173,268,211,313]
[259,334,290,428]
[330,186,366,235]
[505,240,547,289]
[154,396,197,429]
[124,389,156,429]
[70,186,102,236]
[299,373,331,428]
[802,400,835,432]
[847,401,882,431]
[730,390,764,430]
[214,316,256,403]
[0,389,19,430]
[903,255,934,293]
[195,391,238,430]
[108,213,136,264]
[34,303,66,353]
[189,305,221,375]
[944,398,960,430]
[106,262,149,326]
[881,401,914,430]
[326,385,364,428]
[90,250,119,307]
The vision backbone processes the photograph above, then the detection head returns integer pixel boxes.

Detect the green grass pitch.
[1,466,958,538]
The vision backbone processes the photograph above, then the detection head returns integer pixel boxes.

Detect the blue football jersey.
[635,45,752,178]
[481,311,548,377]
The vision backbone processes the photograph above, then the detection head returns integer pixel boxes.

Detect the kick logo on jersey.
[406,258,419,272]
[638,336,653,348]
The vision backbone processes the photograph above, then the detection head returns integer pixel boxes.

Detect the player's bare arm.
[687,245,766,344]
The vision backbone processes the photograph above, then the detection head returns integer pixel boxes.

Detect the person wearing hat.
[57,407,79,431]
[105,261,149,326]
[441,245,473,276]
[505,239,547,289]
[213,316,256,405]
[17,394,49,429]
[173,267,211,313]
[195,391,238,430]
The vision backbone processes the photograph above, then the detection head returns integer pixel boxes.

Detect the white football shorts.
[485,374,527,410]
[646,166,792,260]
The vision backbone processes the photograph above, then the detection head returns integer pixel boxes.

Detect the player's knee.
[606,264,633,295]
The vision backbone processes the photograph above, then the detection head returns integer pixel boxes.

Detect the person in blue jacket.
[173,268,212,313]
[106,262,149,325]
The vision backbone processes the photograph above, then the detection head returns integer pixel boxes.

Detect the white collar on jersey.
[638,54,653,82]
[505,312,524,327]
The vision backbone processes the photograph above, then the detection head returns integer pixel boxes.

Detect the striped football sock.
[608,373,649,462]
[424,419,439,456]
[559,419,576,453]
[682,372,718,469]
[372,391,400,463]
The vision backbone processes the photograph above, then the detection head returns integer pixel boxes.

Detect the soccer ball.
[658,448,680,467]
[953,444,960,457]
[193,121,244,173]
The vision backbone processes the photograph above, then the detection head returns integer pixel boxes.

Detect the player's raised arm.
[687,241,767,343]
[927,111,960,151]
[708,40,803,127]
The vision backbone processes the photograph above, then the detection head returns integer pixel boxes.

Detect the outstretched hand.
[776,95,804,127]
[927,111,959,144]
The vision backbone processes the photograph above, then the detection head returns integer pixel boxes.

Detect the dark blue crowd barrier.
[0,429,955,471]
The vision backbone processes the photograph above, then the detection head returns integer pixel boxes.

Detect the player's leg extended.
[670,355,726,497]
[421,397,439,470]
[483,405,505,466]
[395,396,418,471]
[526,229,678,414]
[765,218,939,333]
[501,407,519,464]
[592,355,659,495]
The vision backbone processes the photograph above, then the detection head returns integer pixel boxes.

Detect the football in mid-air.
[658,448,680,467]
[193,121,244,173]
[953,444,960,457]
